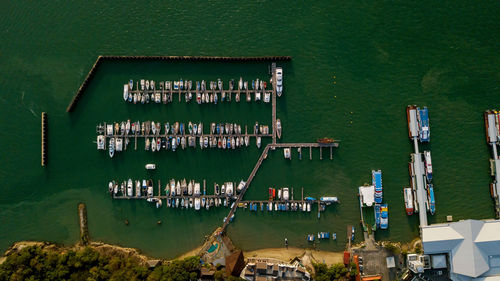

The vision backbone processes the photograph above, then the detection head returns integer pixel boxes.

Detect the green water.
[1,2,500,259]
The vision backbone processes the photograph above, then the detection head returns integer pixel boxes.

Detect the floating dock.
[484,110,500,218]
[41,112,47,166]
[406,105,429,228]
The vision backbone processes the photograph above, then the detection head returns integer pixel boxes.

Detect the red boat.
[317,138,335,144]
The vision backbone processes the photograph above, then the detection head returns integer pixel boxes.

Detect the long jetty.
[41,112,47,166]
[484,110,500,218]
[66,55,291,112]
[222,144,271,230]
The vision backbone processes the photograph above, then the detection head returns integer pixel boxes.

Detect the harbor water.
[0,2,499,258]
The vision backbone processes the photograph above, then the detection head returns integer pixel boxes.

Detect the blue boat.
[418,106,430,142]
[380,204,389,229]
[318,232,330,239]
[216,124,220,134]
[180,123,184,135]
[372,170,383,203]
[305,197,316,201]
[332,233,337,240]
[374,204,381,229]
[351,226,355,241]
[307,234,315,242]
[427,184,436,215]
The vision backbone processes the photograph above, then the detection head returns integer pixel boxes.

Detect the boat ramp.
[484,110,500,218]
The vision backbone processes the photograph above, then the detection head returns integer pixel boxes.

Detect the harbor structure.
[41,112,47,166]
[66,55,291,112]
[484,110,500,218]
[407,105,432,228]
[421,219,500,281]
[241,258,310,281]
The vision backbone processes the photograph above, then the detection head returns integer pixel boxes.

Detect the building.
[240,258,310,281]
[421,219,500,281]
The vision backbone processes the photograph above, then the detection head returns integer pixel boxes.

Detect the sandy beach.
[244,247,343,265]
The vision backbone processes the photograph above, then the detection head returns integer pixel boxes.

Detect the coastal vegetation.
[312,262,358,281]
[0,245,201,281]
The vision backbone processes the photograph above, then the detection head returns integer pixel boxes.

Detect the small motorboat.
[146,80,150,90]
[145,164,156,170]
[108,138,115,158]
[123,84,129,101]
[256,136,261,148]
[276,119,282,139]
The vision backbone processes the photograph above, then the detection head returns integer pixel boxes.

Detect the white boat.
[129,79,133,90]
[127,179,133,197]
[151,80,155,90]
[140,79,145,90]
[283,187,289,200]
[123,84,129,101]
[170,179,176,196]
[221,184,226,195]
[284,147,291,159]
[145,164,156,170]
[255,91,261,101]
[115,137,123,152]
[195,198,201,210]
[276,67,283,96]
[424,150,433,182]
[194,182,201,196]
[188,181,193,195]
[226,182,234,196]
[108,138,115,158]
[146,80,150,90]
[256,136,261,148]
[97,135,105,150]
[147,182,153,197]
[237,180,246,192]
[125,120,131,135]
[165,81,171,90]
[276,119,282,139]
[135,180,141,197]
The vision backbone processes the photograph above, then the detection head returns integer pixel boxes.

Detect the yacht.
[238,77,243,90]
[108,138,115,158]
[276,119,282,139]
[123,84,129,101]
[284,147,291,159]
[256,136,261,148]
[115,137,123,152]
[146,80,150,90]
[188,181,193,196]
[195,198,201,211]
[145,164,156,170]
[135,180,141,197]
[127,179,133,197]
[276,67,283,96]
[97,135,105,150]
[170,179,176,196]
[140,79,145,91]
[194,182,201,196]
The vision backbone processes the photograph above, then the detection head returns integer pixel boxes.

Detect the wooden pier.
[66,55,291,113]
[41,112,47,166]
[222,145,270,230]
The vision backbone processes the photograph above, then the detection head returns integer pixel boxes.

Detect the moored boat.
[404,187,414,215]
[109,138,115,158]
[424,150,433,182]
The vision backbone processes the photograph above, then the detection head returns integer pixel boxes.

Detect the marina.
[65,55,291,113]
[101,64,340,231]
[358,170,389,232]
[122,78,274,104]
[484,110,500,218]
[406,105,435,229]
[96,120,272,154]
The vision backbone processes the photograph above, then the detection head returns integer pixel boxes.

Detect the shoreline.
[1,240,343,266]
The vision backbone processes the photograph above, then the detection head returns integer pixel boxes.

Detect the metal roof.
[422,219,500,279]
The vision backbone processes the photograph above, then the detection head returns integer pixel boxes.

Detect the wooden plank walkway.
[271,63,277,144]
[221,144,270,231]
[105,133,273,138]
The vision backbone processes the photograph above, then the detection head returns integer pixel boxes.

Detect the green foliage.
[313,262,356,281]
[0,246,201,281]
[384,243,400,255]
[415,243,422,254]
